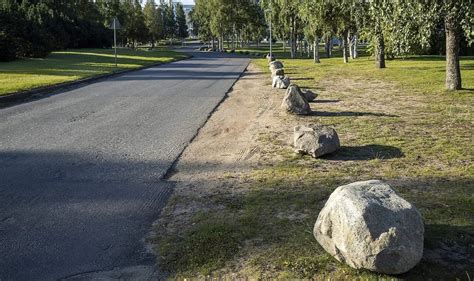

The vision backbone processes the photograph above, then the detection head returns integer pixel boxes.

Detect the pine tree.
[144,0,164,48]
[175,3,188,39]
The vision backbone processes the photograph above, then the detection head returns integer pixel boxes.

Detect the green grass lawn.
[156,55,473,279]
[0,48,189,96]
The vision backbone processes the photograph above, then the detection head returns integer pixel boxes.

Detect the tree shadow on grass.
[291,77,314,81]
[158,176,473,279]
[312,99,341,104]
[308,111,399,117]
[322,144,404,161]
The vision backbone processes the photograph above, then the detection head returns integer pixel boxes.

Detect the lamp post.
[265,8,272,59]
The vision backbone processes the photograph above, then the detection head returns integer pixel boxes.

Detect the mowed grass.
[0,48,189,96]
[156,55,473,279]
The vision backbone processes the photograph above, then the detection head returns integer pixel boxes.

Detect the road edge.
[162,59,251,180]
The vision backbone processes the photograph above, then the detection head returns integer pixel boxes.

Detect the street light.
[265,8,272,59]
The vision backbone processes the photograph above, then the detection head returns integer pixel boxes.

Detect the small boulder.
[272,75,290,89]
[271,68,285,77]
[266,53,275,62]
[302,89,318,102]
[294,125,339,157]
[269,61,284,69]
[314,180,424,275]
[281,84,311,114]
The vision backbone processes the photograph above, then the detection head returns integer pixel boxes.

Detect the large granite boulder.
[314,180,424,275]
[272,75,290,89]
[281,84,311,114]
[294,125,339,157]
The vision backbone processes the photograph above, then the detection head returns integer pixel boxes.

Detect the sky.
[176,0,195,4]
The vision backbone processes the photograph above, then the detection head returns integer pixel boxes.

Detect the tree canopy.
[0,0,189,61]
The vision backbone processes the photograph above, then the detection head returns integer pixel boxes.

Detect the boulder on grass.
[269,61,284,69]
[271,68,285,77]
[302,89,318,102]
[266,53,275,62]
[272,76,290,89]
[294,125,339,157]
[314,180,424,275]
[281,84,311,114]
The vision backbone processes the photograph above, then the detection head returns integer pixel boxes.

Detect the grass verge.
[155,55,473,279]
[0,48,189,96]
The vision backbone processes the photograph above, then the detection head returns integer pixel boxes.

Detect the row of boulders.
[266,56,340,159]
[265,55,424,275]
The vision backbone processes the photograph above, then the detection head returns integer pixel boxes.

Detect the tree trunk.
[325,38,330,58]
[348,33,353,59]
[290,17,297,59]
[353,34,358,59]
[329,40,333,57]
[445,16,462,90]
[375,33,385,69]
[314,37,320,63]
[304,40,311,58]
[342,33,348,63]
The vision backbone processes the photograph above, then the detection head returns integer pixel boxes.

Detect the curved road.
[0,50,249,280]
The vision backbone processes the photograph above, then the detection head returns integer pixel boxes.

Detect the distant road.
[0,48,249,280]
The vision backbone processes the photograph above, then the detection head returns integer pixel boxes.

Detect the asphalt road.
[0,50,249,280]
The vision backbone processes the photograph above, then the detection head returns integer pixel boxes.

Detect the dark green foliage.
[0,0,111,60]
[162,3,176,40]
[175,3,188,39]
[1,0,191,61]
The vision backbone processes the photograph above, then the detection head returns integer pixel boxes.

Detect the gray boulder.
[287,85,318,102]
[271,68,285,77]
[314,180,424,275]
[269,61,284,69]
[294,125,339,156]
[302,89,318,102]
[266,53,275,62]
[281,84,311,114]
[272,75,290,89]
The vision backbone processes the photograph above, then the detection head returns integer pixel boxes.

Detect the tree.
[261,0,304,58]
[363,0,473,89]
[144,0,164,48]
[300,0,324,63]
[122,0,148,48]
[192,0,214,46]
[437,1,473,90]
[162,2,176,42]
[175,3,188,40]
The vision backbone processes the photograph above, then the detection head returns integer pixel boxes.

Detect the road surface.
[0,50,249,280]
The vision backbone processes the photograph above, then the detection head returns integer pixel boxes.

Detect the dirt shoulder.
[154,62,279,232]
